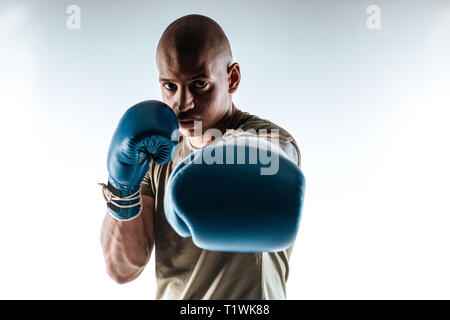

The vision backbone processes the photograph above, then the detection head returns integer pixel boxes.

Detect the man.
[100,14,301,299]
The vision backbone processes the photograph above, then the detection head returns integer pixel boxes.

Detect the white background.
[0,0,449,299]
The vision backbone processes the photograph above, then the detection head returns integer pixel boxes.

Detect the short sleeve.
[140,166,155,197]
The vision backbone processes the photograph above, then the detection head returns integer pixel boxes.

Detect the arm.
[99,100,178,282]
[100,195,155,284]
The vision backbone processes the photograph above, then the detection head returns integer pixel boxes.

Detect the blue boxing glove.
[164,135,305,252]
[102,100,178,220]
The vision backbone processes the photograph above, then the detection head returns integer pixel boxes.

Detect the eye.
[193,80,208,89]
[163,82,177,90]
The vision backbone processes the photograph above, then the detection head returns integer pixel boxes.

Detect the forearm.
[100,212,151,284]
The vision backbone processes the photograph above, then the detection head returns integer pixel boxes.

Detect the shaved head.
[156,14,241,147]
[157,14,232,69]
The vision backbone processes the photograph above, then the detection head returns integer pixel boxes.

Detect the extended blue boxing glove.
[164,135,305,252]
[102,100,178,220]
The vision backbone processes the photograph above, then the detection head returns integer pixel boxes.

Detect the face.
[157,47,236,137]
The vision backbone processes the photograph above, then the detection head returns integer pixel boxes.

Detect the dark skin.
[156,15,241,148]
[101,14,241,283]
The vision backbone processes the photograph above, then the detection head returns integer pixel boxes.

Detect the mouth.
[178,118,200,129]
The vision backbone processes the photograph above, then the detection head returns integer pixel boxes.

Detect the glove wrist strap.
[98,182,142,220]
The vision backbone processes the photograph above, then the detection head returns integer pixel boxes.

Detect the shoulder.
[232,108,302,167]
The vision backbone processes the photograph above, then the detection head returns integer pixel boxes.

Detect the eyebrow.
[159,74,209,82]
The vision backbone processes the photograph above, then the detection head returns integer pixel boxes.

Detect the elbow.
[105,262,143,285]
[107,271,135,285]
[103,250,149,285]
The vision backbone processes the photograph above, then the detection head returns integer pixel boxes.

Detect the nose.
[176,87,195,113]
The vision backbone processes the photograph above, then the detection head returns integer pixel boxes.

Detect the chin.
[179,127,195,137]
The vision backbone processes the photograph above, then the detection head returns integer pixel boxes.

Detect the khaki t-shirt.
[140,104,301,300]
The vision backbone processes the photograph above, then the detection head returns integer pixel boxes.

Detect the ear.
[227,62,241,94]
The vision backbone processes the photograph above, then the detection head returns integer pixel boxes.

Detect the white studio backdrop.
[0,0,449,299]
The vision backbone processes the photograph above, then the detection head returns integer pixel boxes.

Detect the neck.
[188,103,236,149]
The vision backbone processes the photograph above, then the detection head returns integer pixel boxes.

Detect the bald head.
[156,15,241,144]
[157,14,232,69]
